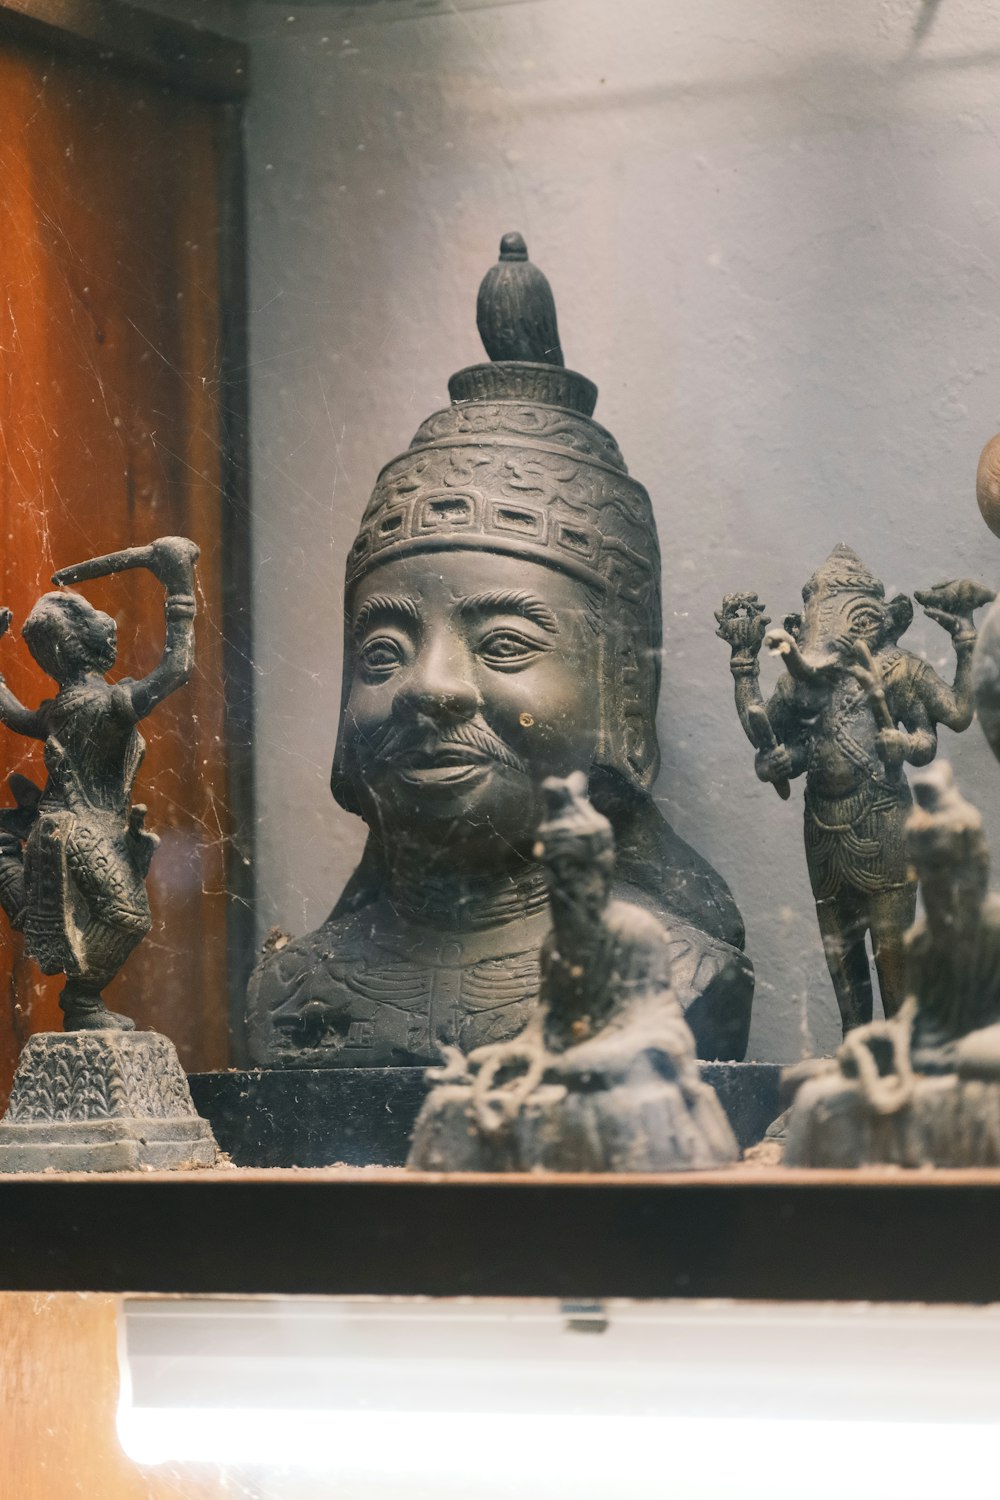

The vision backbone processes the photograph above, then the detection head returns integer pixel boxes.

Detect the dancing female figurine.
[0,537,199,1031]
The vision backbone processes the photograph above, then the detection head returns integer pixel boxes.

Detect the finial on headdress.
[476,232,565,367]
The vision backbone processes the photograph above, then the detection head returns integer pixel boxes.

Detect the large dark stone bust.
[248,233,754,1066]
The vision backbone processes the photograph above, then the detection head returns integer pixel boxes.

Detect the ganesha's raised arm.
[715,592,770,742]
[0,608,44,739]
[54,536,199,721]
[913,580,996,732]
[715,594,804,795]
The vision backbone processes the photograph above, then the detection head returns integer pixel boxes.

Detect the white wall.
[178,0,1000,1060]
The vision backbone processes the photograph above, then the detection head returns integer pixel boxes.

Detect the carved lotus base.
[0,1029,219,1172]
[785,1070,1000,1169]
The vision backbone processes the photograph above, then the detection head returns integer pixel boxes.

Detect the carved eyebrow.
[456,590,559,634]
[352,594,421,638]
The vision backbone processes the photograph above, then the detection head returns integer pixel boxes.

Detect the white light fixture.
[118,1297,1000,1499]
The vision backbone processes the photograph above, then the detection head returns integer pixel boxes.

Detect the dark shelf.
[3,1166,1000,1303]
[188,1062,783,1167]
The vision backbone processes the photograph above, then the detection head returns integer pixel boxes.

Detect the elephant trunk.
[764,627,840,683]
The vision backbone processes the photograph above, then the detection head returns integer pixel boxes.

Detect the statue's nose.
[394,634,481,722]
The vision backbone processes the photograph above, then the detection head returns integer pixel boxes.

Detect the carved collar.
[386,862,550,931]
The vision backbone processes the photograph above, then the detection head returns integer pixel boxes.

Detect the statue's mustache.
[360,718,529,776]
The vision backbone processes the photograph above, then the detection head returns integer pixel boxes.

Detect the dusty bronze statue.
[408,772,739,1172]
[0,537,199,1029]
[716,546,993,1037]
[0,537,218,1170]
[784,763,1000,1168]
[248,232,754,1068]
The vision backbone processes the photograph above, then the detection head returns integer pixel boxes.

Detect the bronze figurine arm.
[128,588,196,721]
[716,593,799,797]
[0,680,44,739]
[54,537,200,722]
[899,694,937,768]
[752,707,808,787]
[911,580,996,731]
[715,591,770,738]
[877,704,936,773]
[848,642,936,774]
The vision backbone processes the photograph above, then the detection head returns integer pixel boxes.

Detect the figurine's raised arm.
[715,592,803,798]
[0,607,45,739]
[912,580,995,731]
[53,536,199,721]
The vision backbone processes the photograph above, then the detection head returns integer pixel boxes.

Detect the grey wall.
[160,0,1000,1060]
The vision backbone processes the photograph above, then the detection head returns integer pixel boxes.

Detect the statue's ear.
[783,613,803,640]
[885,593,913,643]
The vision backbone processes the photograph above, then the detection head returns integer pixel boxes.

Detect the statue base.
[409,1075,739,1173]
[0,1029,219,1173]
[786,1069,1000,1168]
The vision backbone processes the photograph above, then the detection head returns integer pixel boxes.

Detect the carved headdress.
[330,234,745,954]
[802,544,885,603]
[799,544,914,643]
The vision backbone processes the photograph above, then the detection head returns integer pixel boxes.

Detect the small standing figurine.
[716,545,993,1037]
[785,763,1000,1168]
[0,538,218,1172]
[0,537,198,1030]
[408,772,738,1173]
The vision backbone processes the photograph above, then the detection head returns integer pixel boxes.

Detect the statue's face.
[90,610,118,674]
[780,589,887,680]
[342,551,602,867]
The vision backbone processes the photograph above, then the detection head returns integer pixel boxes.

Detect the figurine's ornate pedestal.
[0,1030,218,1172]
[786,1071,1000,1169]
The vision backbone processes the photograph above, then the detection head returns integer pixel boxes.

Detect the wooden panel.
[0,31,239,1094]
[0,1292,231,1498]
[0,0,248,101]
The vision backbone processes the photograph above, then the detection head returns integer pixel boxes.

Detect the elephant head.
[764,544,911,683]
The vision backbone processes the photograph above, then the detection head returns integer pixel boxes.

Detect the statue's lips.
[389,745,495,789]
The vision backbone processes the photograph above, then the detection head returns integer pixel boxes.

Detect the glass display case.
[5,0,1000,1493]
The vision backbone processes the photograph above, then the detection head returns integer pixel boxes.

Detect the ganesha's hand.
[915,580,995,644]
[715,592,770,669]
[845,658,878,696]
[876,727,908,772]
[846,641,893,720]
[755,744,793,784]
